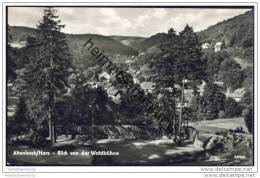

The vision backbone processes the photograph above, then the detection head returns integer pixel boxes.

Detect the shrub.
[234,127,245,133]
[245,107,253,133]
[242,108,250,117]
[13,96,29,135]
[224,98,241,118]
[201,83,225,120]
[218,110,226,119]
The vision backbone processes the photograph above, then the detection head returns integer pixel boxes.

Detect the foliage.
[149,25,206,137]
[241,88,253,108]
[7,25,16,81]
[13,36,39,70]
[201,82,226,120]
[177,25,206,84]
[219,59,244,90]
[137,33,168,52]
[189,95,203,121]
[224,97,241,118]
[199,10,253,49]
[244,107,253,133]
[11,8,73,143]
[218,110,226,119]
[58,70,116,137]
[202,50,229,81]
[11,96,30,135]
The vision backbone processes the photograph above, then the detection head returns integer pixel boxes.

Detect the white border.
[1,1,258,174]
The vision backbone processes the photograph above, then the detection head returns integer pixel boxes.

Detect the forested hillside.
[198,10,253,62]
[129,10,254,92]
[109,35,146,51]
[199,10,253,48]
[9,26,138,56]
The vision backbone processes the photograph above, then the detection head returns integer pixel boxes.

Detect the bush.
[242,108,250,117]
[234,127,245,133]
[218,110,226,119]
[224,98,241,118]
[245,107,253,133]
[201,83,226,120]
[229,127,245,133]
[241,89,253,108]
[215,131,228,137]
[13,96,29,135]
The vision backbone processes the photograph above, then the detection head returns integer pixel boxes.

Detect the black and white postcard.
[1,1,258,176]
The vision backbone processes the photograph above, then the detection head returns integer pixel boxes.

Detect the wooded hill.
[10,26,139,56]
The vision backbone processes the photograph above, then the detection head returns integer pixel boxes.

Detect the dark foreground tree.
[151,28,179,137]
[241,88,253,108]
[176,25,205,140]
[219,59,244,91]
[7,25,16,81]
[245,107,253,133]
[37,7,72,143]
[13,96,29,135]
[151,25,205,142]
[201,82,225,120]
[19,7,72,144]
[224,97,241,118]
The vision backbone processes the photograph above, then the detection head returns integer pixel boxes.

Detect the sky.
[8,7,251,37]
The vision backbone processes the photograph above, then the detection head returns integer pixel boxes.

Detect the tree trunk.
[49,40,56,144]
[90,105,94,141]
[178,78,185,140]
[48,111,52,141]
[171,59,177,139]
[173,94,177,138]
[48,91,56,144]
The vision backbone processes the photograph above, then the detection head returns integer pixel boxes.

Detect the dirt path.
[7,138,207,166]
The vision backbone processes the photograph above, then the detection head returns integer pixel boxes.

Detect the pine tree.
[151,28,179,137]
[151,26,205,141]
[201,83,225,120]
[14,35,49,128]
[36,7,72,143]
[177,25,205,84]
[19,7,72,144]
[7,25,16,81]
[176,25,205,140]
[13,96,28,135]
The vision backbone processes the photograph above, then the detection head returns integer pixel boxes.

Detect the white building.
[133,78,140,84]
[225,88,246,102]
[202,42,210,50]
[214,42,223,52]
[107,86,122,104]
[140,81,155,93]
[98,71,110,81]
[213,81,224,87]
[9,41,26,48]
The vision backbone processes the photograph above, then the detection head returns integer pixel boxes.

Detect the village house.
[9,41,27,48]
[225,88,246,102]
[201,42,210,50]
[106,86,121,104]
[140,81,156,94]
[214,42,223,52]
[98,71,110,81]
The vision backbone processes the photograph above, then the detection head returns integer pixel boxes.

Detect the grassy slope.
[109,35,146,51]
[191,118,249,134]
